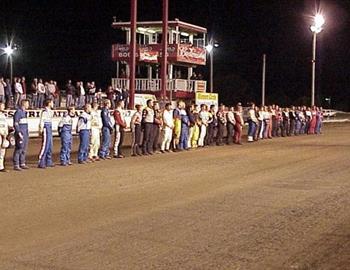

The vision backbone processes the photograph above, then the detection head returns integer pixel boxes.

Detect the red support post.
[129,0,137,109]
[161,0,169,100]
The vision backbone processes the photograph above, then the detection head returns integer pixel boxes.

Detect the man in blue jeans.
[13,99,30,171]
[58,106,76,166]
[247,103,258,142]
[38,99,55,168]
[77,103,92,164]
[99,100,113,159]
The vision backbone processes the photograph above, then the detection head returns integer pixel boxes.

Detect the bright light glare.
[205,44,213,53]
[314,14,325,28]
[3,46,14,56]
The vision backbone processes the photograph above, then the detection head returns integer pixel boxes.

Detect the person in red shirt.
[233,103,244,145]
[113,100,127,158]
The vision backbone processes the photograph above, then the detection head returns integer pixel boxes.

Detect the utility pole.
[129,0,137,109]
[161,0,169,100]
[262,54,266,106]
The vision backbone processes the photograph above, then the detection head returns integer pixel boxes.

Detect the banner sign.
[112,43,206,65]
[195,92,219,108]
[4,109,136,137]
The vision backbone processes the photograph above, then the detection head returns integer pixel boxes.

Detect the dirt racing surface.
[1,124,350,270]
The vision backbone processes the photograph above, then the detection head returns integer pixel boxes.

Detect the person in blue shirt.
[13,99,30,171]
[58,106,76,166]
[38,99,54,169]
[99,100,113,159]
[77,104,92,164]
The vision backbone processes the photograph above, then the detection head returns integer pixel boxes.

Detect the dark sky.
[1,0,350,109]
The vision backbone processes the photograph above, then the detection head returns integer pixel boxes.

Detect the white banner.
[5,109,136,137]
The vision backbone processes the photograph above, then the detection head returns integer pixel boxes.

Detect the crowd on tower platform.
[0,97,324,172]
[0,76,129,110]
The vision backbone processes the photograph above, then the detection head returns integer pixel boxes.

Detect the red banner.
[112,44,206,65]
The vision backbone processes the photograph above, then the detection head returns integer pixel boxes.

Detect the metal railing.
[112,78,206,93]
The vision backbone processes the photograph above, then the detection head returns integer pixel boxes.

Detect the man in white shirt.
[37,79,46,108]
[198,104,209,147]
[160,103,174,153]
[77,103,92,164]
[89,102,102,161]
[14,77,23,107]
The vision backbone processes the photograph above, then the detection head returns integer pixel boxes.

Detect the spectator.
[76,81,85,109]
[122,88,129,109]
[21,76,27,100]
[14,77,23,107]
[0,77,5,103]
[37,79,46,108]
[47,80,56,100]
[65,80,75,108]
[4,78,13,109]
[31,78,38,109]
[53,81,60,108]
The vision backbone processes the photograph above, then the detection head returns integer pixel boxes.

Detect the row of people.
[0,76,130,110]
[0,99,323,172]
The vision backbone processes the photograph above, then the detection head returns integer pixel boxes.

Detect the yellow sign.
[195,92,219,107]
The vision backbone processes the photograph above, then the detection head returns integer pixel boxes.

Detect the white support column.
[188,67,193,79]
[126,30,131,44]
[148,65,152,80]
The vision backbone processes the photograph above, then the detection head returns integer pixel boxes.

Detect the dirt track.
[1,124,350,270]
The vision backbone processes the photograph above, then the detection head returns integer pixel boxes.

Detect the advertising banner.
[195,92,219,108]
[4,109,136,137]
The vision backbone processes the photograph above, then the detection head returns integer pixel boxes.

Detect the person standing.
[77,104,92,164]
[53,81,60,108]
[289,106,296,136]
[0,102,9,172]
[77,81,86,109]
[113,100,127,158]
[226,106,236,144]
[4,78,13,109]
[21,77,27,101]
[179,105,190,150]
[106,86,115,109]
[122,88,129,109]
[233,103,244,145]
[0,77,5,104]
[160,103,174,153]
[172,101,182,150]
[66,80,75,108]
[87,82,96,104]
[315,107,323,134]
[31,78,39,109]
[282,107,290,137]
[198,104,209,147]
[142,99,155,155]
[263,106,272,139]
[37,79,46,108]
[58,106,75,166]
[247,103,258,142]
[216,104,227,146]
[13,99,30,171]
[130,104,143,156]
[14,78,23,107]
[38,99,54,169]
[152,102,162,153]
[89,102,102,161]
[99,100,113,160]
[308,106,317,135]
[207,105,217,146]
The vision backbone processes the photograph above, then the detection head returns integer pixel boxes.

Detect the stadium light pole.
[2,45,14,84]
[310,14,325,106]
[205,39,219,93]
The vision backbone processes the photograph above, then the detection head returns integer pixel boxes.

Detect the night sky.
[1,0,350,110]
